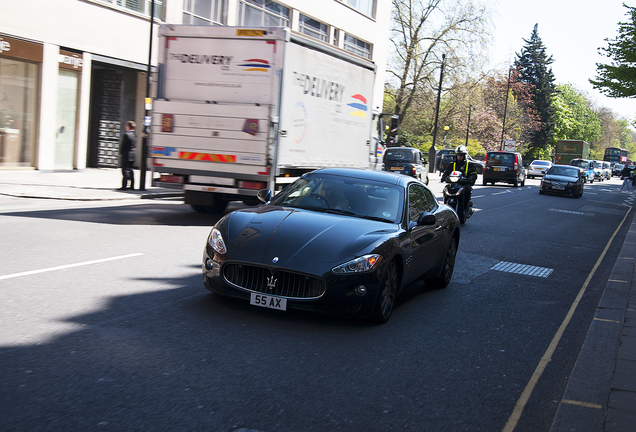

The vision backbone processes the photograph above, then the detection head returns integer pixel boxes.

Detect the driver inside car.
[318,181,350,210]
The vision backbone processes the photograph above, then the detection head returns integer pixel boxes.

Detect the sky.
[489,0,635,122]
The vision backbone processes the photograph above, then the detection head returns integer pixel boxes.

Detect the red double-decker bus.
[604,147,628,164]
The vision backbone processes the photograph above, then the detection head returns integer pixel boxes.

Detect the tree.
[387,0,491,124]
[514,24,557,156]
[590,4,636,98]
[552,84,602,145]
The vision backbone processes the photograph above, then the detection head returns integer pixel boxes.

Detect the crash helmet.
[455,145,469,159]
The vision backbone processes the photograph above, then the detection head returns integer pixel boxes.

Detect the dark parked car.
[436,149,483,175]
[540,164,584,198]
[436,149,455,173]
[202,168,460,324]
[612,163,625,177]
[482,151,526,186]
[383,147,429,184]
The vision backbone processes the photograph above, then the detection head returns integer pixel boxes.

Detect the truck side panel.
[277,40,375,170]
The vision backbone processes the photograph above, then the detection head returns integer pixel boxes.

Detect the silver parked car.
[527,160,552,179]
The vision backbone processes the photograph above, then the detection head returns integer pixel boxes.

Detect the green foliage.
[552,84,602,147]
[591,4,636,98]
[395,130,432,149]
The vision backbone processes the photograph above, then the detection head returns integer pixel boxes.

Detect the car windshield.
[269,173,404,223]
[594,162,602,168]
[532,161,550,166]
[385,150,415,162]
[548,166,579,177]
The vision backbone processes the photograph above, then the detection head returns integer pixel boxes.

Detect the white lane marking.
[492,190,513,196]
[491,261,554,278]
[0,253,144,281]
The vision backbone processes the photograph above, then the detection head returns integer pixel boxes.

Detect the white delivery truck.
[151,25,381,213]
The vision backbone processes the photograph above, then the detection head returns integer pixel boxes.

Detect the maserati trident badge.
[267,274,277,292]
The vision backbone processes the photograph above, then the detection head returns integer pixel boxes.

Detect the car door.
[404,183,442,284]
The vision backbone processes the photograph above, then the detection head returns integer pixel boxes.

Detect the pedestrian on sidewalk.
[619,165,632,191]
[118,120,136,190]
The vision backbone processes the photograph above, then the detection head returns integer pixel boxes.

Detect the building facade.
[0,0,391,171]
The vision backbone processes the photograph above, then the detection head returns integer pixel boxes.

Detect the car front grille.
[222,263,326,299]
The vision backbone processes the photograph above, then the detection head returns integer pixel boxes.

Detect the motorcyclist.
[441,145,478,208]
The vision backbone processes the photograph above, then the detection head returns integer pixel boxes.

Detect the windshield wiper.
[323,208,356,216]
[357,214,395,223]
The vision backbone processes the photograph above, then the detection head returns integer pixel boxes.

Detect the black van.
[383,147,429,184]
[482,151,526,187]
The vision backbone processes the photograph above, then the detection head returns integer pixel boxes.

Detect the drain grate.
[491,261,554,278]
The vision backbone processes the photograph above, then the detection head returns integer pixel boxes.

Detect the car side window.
[408,184,437,222]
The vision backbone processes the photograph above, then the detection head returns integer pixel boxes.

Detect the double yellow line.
[502,209,632,432]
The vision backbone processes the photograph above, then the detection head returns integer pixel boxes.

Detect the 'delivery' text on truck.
[151,25,382,213]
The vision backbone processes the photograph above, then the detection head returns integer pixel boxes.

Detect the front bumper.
[202,248,383,318]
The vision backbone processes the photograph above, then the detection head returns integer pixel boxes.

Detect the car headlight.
[332,254,382,274]
[208,228,227,254]
[542,179,551,185]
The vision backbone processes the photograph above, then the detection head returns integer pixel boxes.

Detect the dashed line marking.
[491,261,554,278]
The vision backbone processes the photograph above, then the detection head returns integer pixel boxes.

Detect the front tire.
[370,260,399,324]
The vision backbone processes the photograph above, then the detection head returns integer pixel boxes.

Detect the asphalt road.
[0,176,633,432]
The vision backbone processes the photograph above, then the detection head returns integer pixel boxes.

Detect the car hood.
[544,174,577,182]
[223,206,398,267]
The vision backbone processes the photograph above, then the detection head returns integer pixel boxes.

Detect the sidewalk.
[1,167,635,431]
[0,167,182,201]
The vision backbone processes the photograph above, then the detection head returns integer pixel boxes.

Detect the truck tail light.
[238,181,266,190]
[159,174,185,184]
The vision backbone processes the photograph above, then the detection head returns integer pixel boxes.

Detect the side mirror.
[257,189,272,203]
[417,212,437,226]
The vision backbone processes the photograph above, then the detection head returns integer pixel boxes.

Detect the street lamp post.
[139,0,155,191]
[430,54,446,173]
[443,126,450,147]
[500,67,512,150]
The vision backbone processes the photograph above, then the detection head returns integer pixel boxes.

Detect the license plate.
[494,167,506,172]
[391,166,403,171]
[250,293,287,311]
[553,185,565,190]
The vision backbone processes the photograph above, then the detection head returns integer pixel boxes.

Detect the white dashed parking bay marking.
[491,261,554,278]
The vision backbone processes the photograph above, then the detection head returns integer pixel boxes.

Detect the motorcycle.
[443,170,474,224]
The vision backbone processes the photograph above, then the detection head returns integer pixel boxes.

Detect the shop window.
[299,14,328,42]
[238,0,290,27]
[0,58,38,167]
[344,34,372,59]
[183,0,226,25]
